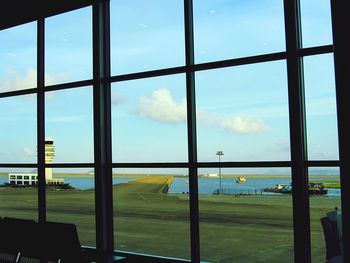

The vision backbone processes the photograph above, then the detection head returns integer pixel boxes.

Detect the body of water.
[169,177,341,196]
[0,176,341,196]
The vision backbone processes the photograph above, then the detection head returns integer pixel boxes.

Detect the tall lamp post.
[216,150,224,194]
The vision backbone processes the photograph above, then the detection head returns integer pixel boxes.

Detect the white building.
[8,173,37,186]
[8,173,64,186]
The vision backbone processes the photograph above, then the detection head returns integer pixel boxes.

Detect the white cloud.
[21,147,35,156]
[136,88,271,134]
[137,88,187,123]
[197,109,270,134]
[219,116,270,134]
[0,67,65,93]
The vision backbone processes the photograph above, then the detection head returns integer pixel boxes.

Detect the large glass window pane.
[193,0,285,63]
[196,61,290,162]
[111,74,187,163]
[110,0,185,75]
[0,22,36,92]
[45,87,93,163]
[304,54,339,160]
[0,167,38,220]
[199,167,294,262]
[309,167,342,262]
[0,95,36,163]
[46,168,95,246]
[300,0,333,48]
[45,7,92,85]
[113,168,190,259]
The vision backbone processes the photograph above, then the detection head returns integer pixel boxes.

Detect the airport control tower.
[45,139,55,180]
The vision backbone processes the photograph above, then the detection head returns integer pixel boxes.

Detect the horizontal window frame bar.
[108,47,333,84]
[0,160,340,168]
[0,163,94,168]
[0,46,333,100]
[197,161,292,168]
[112,163,189,168]
[306,160,340,167]
[0,164,38,168]
[43,79,94,92]
[112,161,293,168]
[0,80,93,99]
[193,52,287,72]
[299,45,333,57]
[0,88,38,98]
[44,163,95,168]
[1,161,339,169]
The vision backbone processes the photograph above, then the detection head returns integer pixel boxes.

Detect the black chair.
[0,217,37,263]
[320,216,342,261]
[0,218,85,263]
[40,221,85,263]
[0,217,17,263]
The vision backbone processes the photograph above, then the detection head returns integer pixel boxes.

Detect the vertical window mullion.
[37,17,46,224]
[184,0,200,262]
[93,0,114,258]
[331,0,350,262]
[283,0,311,262]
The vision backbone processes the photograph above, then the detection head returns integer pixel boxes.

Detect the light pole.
[216,150,224,194]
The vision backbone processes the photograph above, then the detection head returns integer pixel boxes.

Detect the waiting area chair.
[0,217,86,263]
[320,216,343,263]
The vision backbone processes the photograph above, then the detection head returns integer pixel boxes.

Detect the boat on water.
[263,182,328,195]
[308,182,328,195]
[236,177,247,183]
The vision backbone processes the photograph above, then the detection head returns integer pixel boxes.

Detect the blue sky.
[0,0,339,173]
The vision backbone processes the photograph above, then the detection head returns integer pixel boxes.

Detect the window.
[0,1,346,262]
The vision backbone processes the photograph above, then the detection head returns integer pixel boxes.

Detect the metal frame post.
[330,1,350,262]
[283,0,311,262]
[184,0,200,262]
[93,0,114,258]
[37,17,46,224]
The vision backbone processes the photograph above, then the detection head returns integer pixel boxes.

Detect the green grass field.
[0,175,340,262]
